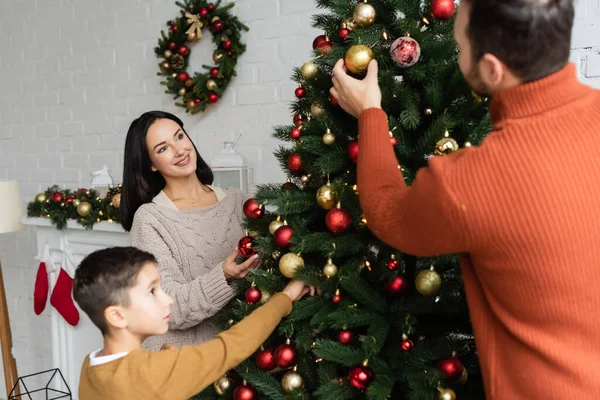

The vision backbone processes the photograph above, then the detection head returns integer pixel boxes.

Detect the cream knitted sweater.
[129,187,246,350]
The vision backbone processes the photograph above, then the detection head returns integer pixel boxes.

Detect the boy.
[73,246,313,400]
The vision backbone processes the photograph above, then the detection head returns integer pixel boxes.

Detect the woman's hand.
[282,280,316,302]
[222,249,260,281]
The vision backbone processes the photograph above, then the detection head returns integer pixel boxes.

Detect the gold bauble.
[187,100,196,111]
[300,174,311,184]
[185,79,195,88]
[164,50,173,59]
[345,45,374,75]
[281,370,304,393]
[72,198,81,207]
[77,201,92,217]
[434,136,459,156]
[269,217,284,235]
[438,388,457,400]
[260,291,271,304]
[213,375,232,395]
[415,266,442,296]
[272,249,281,260]
[322,129,336,145]
[323,258,338,278]
[310,103,326,119]
[353,2,377,27]
[206,79,218,91]
[211,16,221,22]
[279,253,304,278]
[301,61,318,79]
[111,193,121,208]
[35,193,47,202]
[187,32,199,42]
[159,61,170,73]
[316,182,337,210]
[178,88,186,96]
[213,51,224,63]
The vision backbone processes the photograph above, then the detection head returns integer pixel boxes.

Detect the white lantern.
[210,141,252,195]
[90,165,114,197]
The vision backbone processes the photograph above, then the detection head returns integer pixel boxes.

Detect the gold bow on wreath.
[185,12,204,39]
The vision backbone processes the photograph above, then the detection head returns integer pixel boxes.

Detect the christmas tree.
[197,0,491,399]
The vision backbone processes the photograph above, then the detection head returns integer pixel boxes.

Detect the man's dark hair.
[73,246,156,334]
[464,0,574,82]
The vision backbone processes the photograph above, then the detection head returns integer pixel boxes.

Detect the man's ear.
[478,53,506,90]
[104,305,128,330]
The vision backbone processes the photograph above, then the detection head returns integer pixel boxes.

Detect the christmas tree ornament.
[438,388,457,400]
[171,54,185,69]
[164,49,173,59]
[274,339,297,368]
[425,108,433,115]
[243,198,264,219]
[415,266,442,296]
[237,235,255,257]
[341,18,356,30]
[176,71,190,82]
[337,329,353,345]
[279,252,304,278]
[401,334,414,351]
[348,360,374,390]
[110,193,120,208]
[178,45,190,56]
[312,34,332,54]
[353,1,377,27]
[316,182,337,210]
[256,348,276,371]
[206,79,218,91]
[435,131,459,155]
[301,61,318,79]
[269,216,284,235]
[322,128,336,145]
[282,181,298,191]
[245,284,262,304]
[72,198,81,207]
[293,114,303,127]
[295,85,306,98]
[326,204,352,233]
[272,250,281,260]
[300,174,311,184]
[170,23,178,32]
[260,291,271,303]
[310,102,326,118]
[290,127,302,140]
[65,195,74,204]
[431,0,456,20]
[438,354,464,381]
[52,191,63,203]
[233,382,257,400]
[330,95,339,107]
[213,375,232,395]
[345,44,374,75]
[178,88,186,96]
[213,50,224,62]
[281,368,304,393]
[222,40,232,49]
[287,153,303,174]
[332,289,342,303]
[347,140,359,163]
[77,201,92,217]
[168,42,177,50]
[386,254,399,271]
[35,193,47,202]
[323,258,338,278]
[187,100,196,111]
[187,32,199,42]
[339,27,350,40]
[210,67,220,78]
[390,36,421,68]
[385,276,408,296]
[211,19,225,33]
[208,92,219,103]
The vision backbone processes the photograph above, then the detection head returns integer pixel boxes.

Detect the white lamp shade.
[0,180,24,234]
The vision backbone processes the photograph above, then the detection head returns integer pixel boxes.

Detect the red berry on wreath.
[208,93,219,103]
[170,23,178,32]
[199,8,208,17]
[211,20,225,33]
[176,72,190,82]
[222,40,232,49]
[168,42,177,50]
[178,45,190,56]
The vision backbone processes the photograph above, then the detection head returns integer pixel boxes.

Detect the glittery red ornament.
[273,225,293,248]
[274,342,297,368]
[208,92,219,103]
[430,0,456,20]
[438,356,464,382]
[385,276,408,296]
[255,348,276,371]
[237,235,255,257]
[210,67,220,78]
[326,206,352,233]
[348,363,374,390]
[287,153,303,174]
[295,87,306,98]
[339,28,350,40]
[233,384,257,400]
[347,140,359,163]
[290,127,302,140]
[176,72,190,82]
[245,286,262,304]
[178,45,190,56]
[243,198,264,219]
[390,37,421,68]
[211,20,225,33]
[52,192,63,204]
[337,329,353,345]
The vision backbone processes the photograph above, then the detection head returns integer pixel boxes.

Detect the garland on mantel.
[27,185,122,230]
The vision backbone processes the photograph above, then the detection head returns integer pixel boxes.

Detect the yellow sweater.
[78,293,292,400]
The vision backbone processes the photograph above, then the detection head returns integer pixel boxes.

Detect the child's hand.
[282,280,316,302]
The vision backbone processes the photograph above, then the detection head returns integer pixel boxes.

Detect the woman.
[120,111,258,350]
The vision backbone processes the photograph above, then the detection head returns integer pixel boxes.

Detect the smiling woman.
[119,111,260,350]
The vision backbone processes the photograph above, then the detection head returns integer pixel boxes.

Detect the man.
[331,0,600,399]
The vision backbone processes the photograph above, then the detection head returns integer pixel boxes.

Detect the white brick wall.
[0,0,599,395]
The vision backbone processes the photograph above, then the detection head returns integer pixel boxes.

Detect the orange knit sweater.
[357,63,600,399]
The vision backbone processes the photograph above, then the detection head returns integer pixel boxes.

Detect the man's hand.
[330,58,382,118]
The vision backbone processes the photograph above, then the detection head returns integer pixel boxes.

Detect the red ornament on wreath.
[211,19,225,33]
[347,140,359,163]
[274,341,297,368]
[255,348,276,371]
[170,23,178,32]
[326,205,352,233]
[290,127,302,140]
[208,93,219,103]
[210,67,220,78]
[233,383,257,400]
[295,86,306,98]
[287,153,303,174]
[438,355,464,382]
[222,40,232,49]
[243,198,264,219]
[176,72,190,82]
[245,286,262,304]
[178,45,190,56]
[274,225,293,248]
[237,235,255,258]
[348,361,374,391]
[65,195,74,204]
[385,276,408,296]
[337,329,353,345]
[430,0,456,20]
[199,8,208,17]
[52,192,63,204]
[390,36,421,68]
[293,114,303,127]
[168,42,177,50]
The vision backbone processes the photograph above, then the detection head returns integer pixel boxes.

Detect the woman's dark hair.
[120,111,213,231]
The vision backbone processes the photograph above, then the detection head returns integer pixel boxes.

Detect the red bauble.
[227,51,233,56]
[430,0,456,20]
[312,34,329,50]
[222,40,232,49]
[318,41,333,54]
[199,8,208,17]
[243,198,264,219]
[293,114,303,127]
[211,20,225,33]
[65,195,74,204]
[347,140,359,163]
[386,258,399,271]
[337,329,353,345]
[348,364,374,390]
[287,153,303,174]
[255,348,276,371]
[438,356,464,382]
[330,95,339,107]
[238,235,255,258]
[339,28,350,40]
[245,286,262,304]
[274,343,297,368]
[390,37,421,68]
[385,276,408,296]
[210,67,220,78]
[178,45,190,56]
[170,23,178,32]
[52,192,63,204]
[290,127,302,140]
[273,225,293,248]
[332,292,342,303]
[326,207,352,233]
[207,3,215,10]
[295,87,306,98]
[401,337,414,351]
[168,42,177,50]
[233,384,257,400]
[208,93,219,103]
[176,72,190,82]
[194,98,201,103]
[390,137,397,146]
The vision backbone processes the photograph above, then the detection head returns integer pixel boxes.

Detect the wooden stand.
[0,263,20,397]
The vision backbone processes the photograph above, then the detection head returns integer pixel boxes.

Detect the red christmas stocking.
[33,262,49,315]
[50,268,80,326]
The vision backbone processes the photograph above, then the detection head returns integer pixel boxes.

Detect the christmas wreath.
[155,0,248,113]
